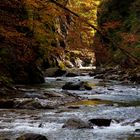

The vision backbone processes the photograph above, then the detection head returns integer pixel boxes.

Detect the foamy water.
[0,75,140,139]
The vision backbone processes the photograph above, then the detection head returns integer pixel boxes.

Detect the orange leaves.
[120,32,139,44]
[102,21,121,30]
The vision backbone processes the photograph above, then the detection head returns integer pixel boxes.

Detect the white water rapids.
[0,75,140,140]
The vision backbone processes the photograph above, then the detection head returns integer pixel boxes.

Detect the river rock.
[62,81,92,90]
[65,72,79,77]
[15,99,43,109]
[0,99,15,109]
[16,133,48,140]
[44,92,64,98]
[89,118,112,127]
[135,129,140,132]
[62,118,93,129]
[129,73,140,84]
[45,68,66,77]
[94,74,105,79]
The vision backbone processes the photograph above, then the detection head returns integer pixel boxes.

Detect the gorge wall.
[0,0,95,84]
[94,0,140,67]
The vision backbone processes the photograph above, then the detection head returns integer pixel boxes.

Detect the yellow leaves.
[24,0,40,8]
[65,0,101,44]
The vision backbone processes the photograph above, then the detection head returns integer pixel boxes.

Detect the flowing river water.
[0,75,140,140]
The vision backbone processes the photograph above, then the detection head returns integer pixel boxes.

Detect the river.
[0,75,140,140]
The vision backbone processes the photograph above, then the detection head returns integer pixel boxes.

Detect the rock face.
[16,133,48,140]
[62,118,93,129]
[62,81,92,90]
[89,118,112,127]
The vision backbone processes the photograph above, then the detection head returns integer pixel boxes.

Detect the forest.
[0,0,140,140]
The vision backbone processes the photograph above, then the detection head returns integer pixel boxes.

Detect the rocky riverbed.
[0,70,140,140]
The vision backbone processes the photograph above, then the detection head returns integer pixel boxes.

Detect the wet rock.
[62,118,93,129]
[129,73,140,84]
[82,82,92,90]
[135,129,140,132]
[62,82,81,90]
[53,69,66,77]
[15,99,43,109]
[62,81,92,90]
[44,92,64,98]
[67,106,80,109]
[56,78,62,81]
[0,99,15,109]
[89,68,107,77]
[132,119,140,124]
[65,72,79,77]
[107,88,114,91]
[106,75,119,80]
[38,123,44,128]
[24,92,46,99]
[16,133,48,140]
[94,74,105,79]
[89,72,96,76]
[45,68,66,77]
[90,67,130,82]
[89,118,112,127]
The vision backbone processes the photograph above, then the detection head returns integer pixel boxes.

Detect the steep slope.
[94,0,140,67]
[0,0,96,84]
[0,0,44,84]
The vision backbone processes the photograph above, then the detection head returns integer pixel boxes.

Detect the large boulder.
[16,133,48,140]
[62,81,92,90]
[62,118,93,129]
[45,68,66,77]
[89,118,112,127]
